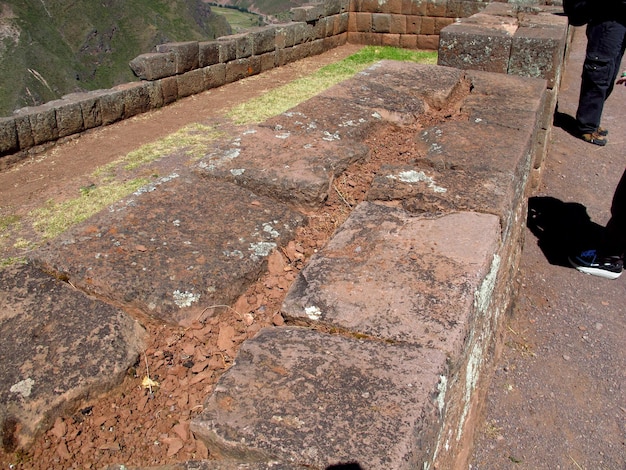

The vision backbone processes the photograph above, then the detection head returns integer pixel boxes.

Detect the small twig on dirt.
[569,455,584,470]
[333,183,352,209]
[195,304,243,323]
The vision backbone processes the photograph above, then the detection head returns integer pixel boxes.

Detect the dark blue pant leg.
[603,168,626,257]
[575,20,626,134]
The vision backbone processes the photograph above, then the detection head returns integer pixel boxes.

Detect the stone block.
[0,263,145,448]
[324,0,349,15]
[114,82,151,119]
[372,13,391,32]
[177,68,207,98]
[282,203,501,350]
[144,80,164,109]
[32,174,305,325]
[129,52,177,80]
[382,33,401,46]
[63,91,103,130]
[400,33,419,48]
[196,126,369,210]
[438,22,514,74]
[481,1,518,16]
[509,25,566,88]
[204,63,227,89]
[291,4,326,22]
[421,16,436,34]
[355,12,373,31]
[406,15,423,34]
[159,76,179,105]
[249,26,277,55]
[199,41,221,67]
[218,39,237,62]
[54,98,85,138]
[13,103,58,146]
[191,327,447,468]
[220,33,253,59]
[427,0,448,17]
[447,0,489,18]
[0,117,19,156]
[274,23,301,49]
[410,0,428,15]
[334,12,350,34]
[225,57,260,83]
[156,41,199,74]
[417,33,440,49]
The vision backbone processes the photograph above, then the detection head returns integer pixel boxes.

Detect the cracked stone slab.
[0,263,145,449]
[32,173,305,325]
[261,61,465,141]
[191,326,447,469]
[196,126,369,209]
[281,202,500,355]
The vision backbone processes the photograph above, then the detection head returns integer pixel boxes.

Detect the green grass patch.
[210,5,263,32]
[0,215,21,234]
[31,178,150,240]
[228,46,438,124]
[94,123,222,179]
[0,257,27,268]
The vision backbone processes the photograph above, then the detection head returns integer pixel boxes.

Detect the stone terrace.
[0,2,568,469]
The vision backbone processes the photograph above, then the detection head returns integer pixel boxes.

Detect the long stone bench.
[1,59,547,467]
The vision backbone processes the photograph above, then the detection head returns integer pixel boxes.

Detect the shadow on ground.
[527,196,604,267]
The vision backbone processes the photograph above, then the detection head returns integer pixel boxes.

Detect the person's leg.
[575,20,626,141]
[569,169,626,279]
[602,168,626,257]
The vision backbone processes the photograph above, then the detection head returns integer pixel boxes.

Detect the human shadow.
[326,463,363,470]
[552,108,580,139]
[527,196,605,267]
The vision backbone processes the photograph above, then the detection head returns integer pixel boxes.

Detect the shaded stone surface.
[0,263,145,448]
[191,327,446,469]
[282,202,500,354]
[196,126,369,209]
[32,173,305,325]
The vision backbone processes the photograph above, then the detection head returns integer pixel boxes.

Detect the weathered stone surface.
[156,41,200,74]
[0,263,145,448]
[13,103,58,146]
[461,69,547,131]
[263,61,464,143]
[199,41,221,67]
[129,52,177,81]
[54,97,85,138]
[32,173,305,325]
[191,327,446,469]
[282,202,500,353]
[509,25,566,88]
[438,22,515,74]
[0,117,18,155]
[196,126,369,209]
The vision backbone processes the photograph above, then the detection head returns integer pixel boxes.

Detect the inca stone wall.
[0,0,563,163]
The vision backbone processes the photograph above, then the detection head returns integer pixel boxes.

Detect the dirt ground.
[0,44,463,469]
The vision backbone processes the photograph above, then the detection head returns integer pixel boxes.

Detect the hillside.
[0,0,232,116]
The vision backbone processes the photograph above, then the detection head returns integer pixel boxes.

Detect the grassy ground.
[0,47,437,266]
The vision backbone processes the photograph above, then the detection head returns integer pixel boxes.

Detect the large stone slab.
[196,126,369,209]
[33,173,305,325]
[191,327,447,469]
[282,202,500,355]
[261,61,465,142]
[0,263,145,448]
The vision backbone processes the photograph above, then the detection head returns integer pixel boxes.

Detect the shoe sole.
[568,257,622,279]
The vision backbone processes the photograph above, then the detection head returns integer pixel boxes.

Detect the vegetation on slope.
[0,0,232,116]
